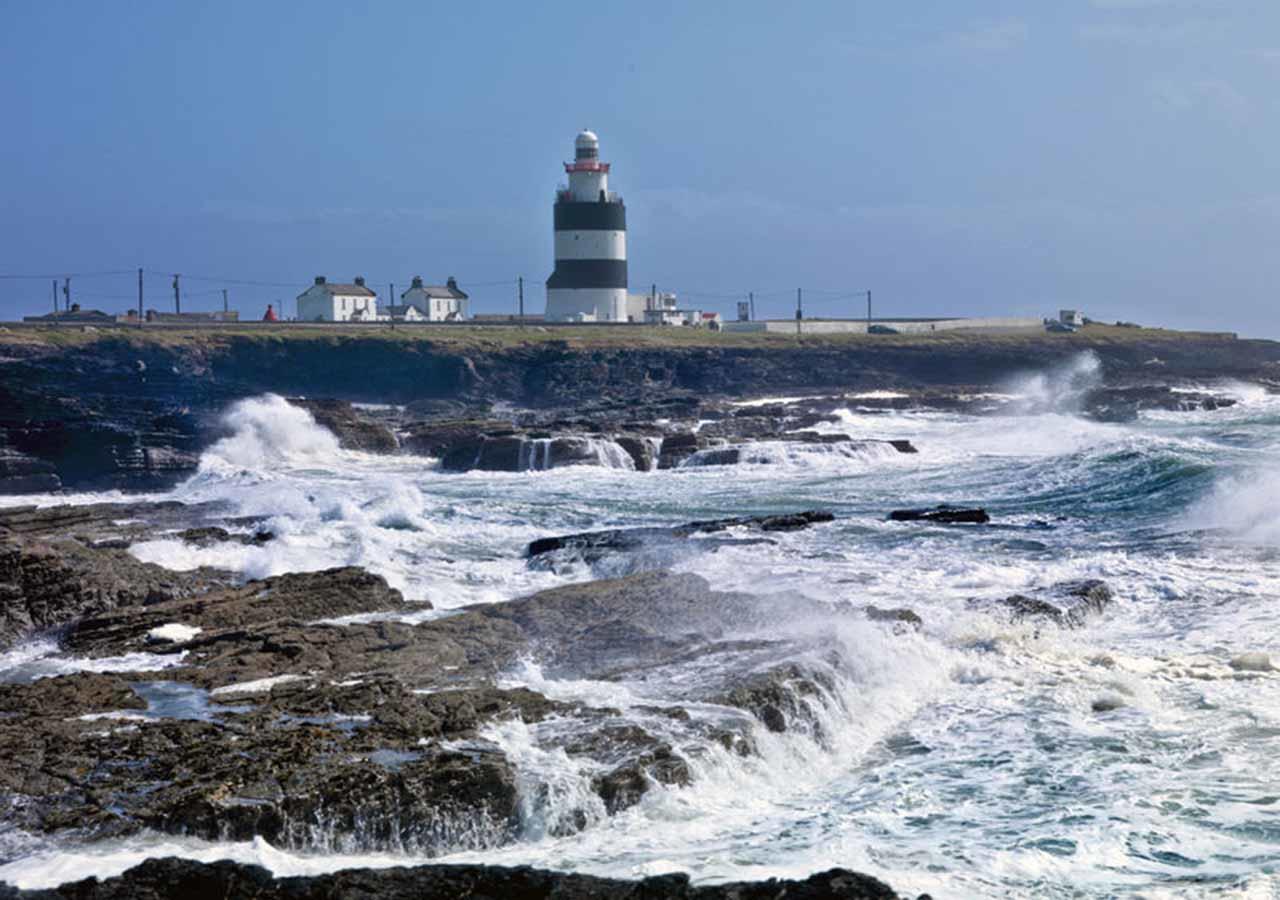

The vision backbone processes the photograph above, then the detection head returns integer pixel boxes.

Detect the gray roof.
[402,284,468,300]
[299,283,376,298]
[383,305,418,316]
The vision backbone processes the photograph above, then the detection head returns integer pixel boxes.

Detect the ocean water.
[3,360,1280,897]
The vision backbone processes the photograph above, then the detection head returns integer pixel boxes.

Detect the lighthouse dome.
[575,129,599,148]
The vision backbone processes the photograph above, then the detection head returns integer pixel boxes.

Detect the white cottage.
[296,276,378,322]
[401,276,469,322]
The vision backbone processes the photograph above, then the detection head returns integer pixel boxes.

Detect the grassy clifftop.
[0,321,1251,354]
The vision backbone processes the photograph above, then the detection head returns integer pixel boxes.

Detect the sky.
[2,0,1277,335]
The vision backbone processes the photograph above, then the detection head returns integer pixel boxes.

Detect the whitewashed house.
[296,276,378,322]
[401,276,469,321]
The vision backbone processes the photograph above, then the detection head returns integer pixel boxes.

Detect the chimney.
[446,276,458,290]
[411,276,423,289]
[315,276,326,285]
[354,276,365,287]
[71,303,81,312]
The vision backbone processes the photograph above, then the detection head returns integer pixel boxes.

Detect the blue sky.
[2,1,1277,335]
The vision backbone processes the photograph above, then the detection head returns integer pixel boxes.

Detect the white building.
[1059,309,1086,327]
[545,130,628,322]
[296,276,377,322]
[401,276,469,321]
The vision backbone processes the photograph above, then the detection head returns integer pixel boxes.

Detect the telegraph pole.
[518,276,524,319]
[222,288,228,314]
[866,289,872,326]
[62,277,71,313]
[51,279,58,315]
[137,268,144,325]
[795,287,803,336]
[748,291,755,321]
[172,274,181,314]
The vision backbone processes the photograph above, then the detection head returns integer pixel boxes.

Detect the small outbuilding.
[382,304,426,322]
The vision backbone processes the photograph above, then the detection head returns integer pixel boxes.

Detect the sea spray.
[199,394,341,475]
[1003,351,1103,415]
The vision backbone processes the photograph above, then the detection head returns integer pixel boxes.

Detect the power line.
[0,270,135,280]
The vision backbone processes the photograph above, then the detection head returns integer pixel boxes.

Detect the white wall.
[296,286,377,322]
[546,287,627,322]
[568,169,607,201]
[554,230,626,260]
[402,287,465,321]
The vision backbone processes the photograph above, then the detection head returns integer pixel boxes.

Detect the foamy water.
[4,367,1280,897]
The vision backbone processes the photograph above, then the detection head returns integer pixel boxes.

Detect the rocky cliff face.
[0,331,1275,491]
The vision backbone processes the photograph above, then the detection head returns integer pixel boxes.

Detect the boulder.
[993,579,1114,628]
[526,512,835,572]
[287,399,398,453]
[888,506,989,525]
[615,435,657,472]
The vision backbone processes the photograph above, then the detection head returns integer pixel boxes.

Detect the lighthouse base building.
[545,130,628,322]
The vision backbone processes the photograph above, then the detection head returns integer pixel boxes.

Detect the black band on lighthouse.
[554,202,627,232]
[546,259,628,290]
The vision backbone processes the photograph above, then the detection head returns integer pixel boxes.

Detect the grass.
[0,321,1245,353]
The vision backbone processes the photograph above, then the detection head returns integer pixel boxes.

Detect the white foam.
[145,623,202,644]
[209,674,306,696]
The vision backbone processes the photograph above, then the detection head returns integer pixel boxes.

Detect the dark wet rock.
[593,744,693,815]
[0,672,146,718]
[992,579,1114,628]
[173,526,273,547]
[66,567,410,655]
[287,398,398,453]
[656,432,708,469]
[526,511,835,572]
[1084,386,1239,422]
[715,662,837,737]
[441,434,526,471]
[0,535,217,648]
[680,438,916,467]
[0,448,61,494]
[399,418,516,459]
[0,857,905,899]
[438,432,635,472]
[864,606,923,628]
[615,435,658,471]
[889,505,990,525]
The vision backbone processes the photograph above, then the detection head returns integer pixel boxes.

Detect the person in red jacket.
[263,304,279,322]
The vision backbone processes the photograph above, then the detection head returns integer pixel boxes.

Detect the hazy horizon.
[3,1,1277,337]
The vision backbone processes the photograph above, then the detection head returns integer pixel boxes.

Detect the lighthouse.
[545,130,627,322]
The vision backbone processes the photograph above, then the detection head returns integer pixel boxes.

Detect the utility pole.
[866,289,872,326]
[51,280,58,316]
[172,274,181,315]
[795,287,803,336]
[748,291,755,321]
[222,288,228,314]
[62,277,71,313]
[137,268,144,325]
[518,276,524,320]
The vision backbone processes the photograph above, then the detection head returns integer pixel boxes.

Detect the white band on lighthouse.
[545,130,628,323]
